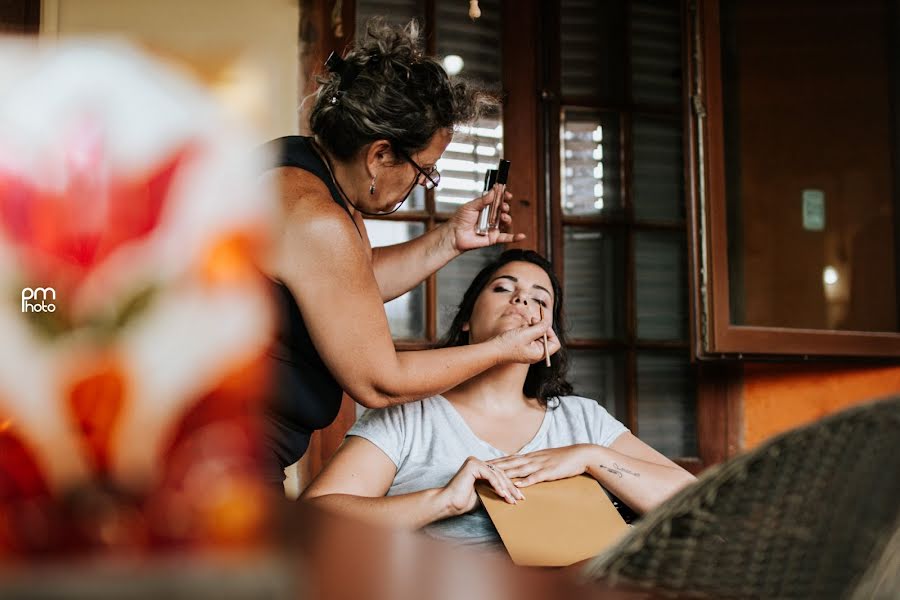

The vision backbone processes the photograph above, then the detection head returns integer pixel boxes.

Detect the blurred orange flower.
[0,41,277,559]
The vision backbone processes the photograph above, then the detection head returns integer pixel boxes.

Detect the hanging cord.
[311,139,409,217]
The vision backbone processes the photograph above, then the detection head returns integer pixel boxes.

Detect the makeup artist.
[257,20,553,487]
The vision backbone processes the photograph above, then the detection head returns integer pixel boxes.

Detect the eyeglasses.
[402,153,441,190]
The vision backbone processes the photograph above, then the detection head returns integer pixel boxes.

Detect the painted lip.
[500,308,535,322]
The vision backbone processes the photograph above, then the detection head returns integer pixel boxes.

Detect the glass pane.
[629,0,682,106]
[435,1,503,215]
[633,117,684,222]
[636,353,696,458]
[364,219,426,339]
[356,0,425,38]
[437,245,503,338]
[560,0,626,103]
[722,0,899,332]
[635,231,688,341]
[566,350,625,419]
[561,110,622,216]
[435,115,503,214]
[563,227,624,339]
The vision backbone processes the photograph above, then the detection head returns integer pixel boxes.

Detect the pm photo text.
[22,287,57,313]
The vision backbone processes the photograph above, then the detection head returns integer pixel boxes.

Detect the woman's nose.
[513,296,528,306]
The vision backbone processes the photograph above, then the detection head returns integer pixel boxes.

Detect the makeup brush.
[539,305,551,367]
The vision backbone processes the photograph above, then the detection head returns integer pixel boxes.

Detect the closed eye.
[493,285,511,293]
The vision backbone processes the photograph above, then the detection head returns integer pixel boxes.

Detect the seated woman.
[302,249,696,547]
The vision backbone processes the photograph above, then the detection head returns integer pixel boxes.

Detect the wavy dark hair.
[309,19,498,161]
[440,250,573,407]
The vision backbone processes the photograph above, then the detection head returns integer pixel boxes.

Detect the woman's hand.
[438,456,525,517]
[488,445,595,488]
[491,313,560,365]
[443,188,526,253]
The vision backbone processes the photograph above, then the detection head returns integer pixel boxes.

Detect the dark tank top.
[261,136,354,482]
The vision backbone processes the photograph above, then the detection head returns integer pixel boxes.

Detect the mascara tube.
[475,168,498,236]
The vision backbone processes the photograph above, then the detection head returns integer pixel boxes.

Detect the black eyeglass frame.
[397,150,441,190]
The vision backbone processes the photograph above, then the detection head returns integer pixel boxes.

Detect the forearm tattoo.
[614,462,640,478]
[597,465,623,478]
[597,462,641,479]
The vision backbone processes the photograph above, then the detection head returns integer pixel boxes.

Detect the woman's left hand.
[445,188,526,253]
[488,444,596,488]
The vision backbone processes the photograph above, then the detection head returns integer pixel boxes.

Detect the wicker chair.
[581,395,900,599]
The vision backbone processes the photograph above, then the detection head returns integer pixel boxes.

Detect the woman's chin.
[363,197,402,214]
[384,196,408,212]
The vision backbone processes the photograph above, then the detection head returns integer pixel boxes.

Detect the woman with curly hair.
[302,250,695,547]
[258,20,555,484]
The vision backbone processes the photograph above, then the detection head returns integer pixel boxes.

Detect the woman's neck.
[443,363,540,414]
[312,138,362,216]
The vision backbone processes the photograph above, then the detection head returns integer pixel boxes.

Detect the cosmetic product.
[488,160,511,230]
[475,168,498,235]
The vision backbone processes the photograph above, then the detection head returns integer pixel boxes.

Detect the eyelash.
[492,285,549,307]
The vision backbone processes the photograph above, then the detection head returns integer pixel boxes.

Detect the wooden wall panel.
[742,363,900,447]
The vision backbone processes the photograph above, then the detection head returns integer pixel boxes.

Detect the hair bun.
[309,18,498,161]
[363,18,423,65]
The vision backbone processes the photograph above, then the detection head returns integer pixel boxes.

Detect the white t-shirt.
[346,394,629,547]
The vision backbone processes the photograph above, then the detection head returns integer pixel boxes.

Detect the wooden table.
[274,500,653,600]
[0,499,654,599]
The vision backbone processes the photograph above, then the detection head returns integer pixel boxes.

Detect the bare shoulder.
[264,166,368,263]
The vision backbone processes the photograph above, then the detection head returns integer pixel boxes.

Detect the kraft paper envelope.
[476,474,629,567]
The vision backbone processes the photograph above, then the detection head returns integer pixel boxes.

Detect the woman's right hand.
[491,316,560,365]
[439,456,525,517]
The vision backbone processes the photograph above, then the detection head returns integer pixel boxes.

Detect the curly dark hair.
[440,249,573,407]
[308,18,498,161]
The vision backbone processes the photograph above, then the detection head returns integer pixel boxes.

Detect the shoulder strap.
[262,136,362,236]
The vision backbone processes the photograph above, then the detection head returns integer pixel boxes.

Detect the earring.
[369,175,377,195]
